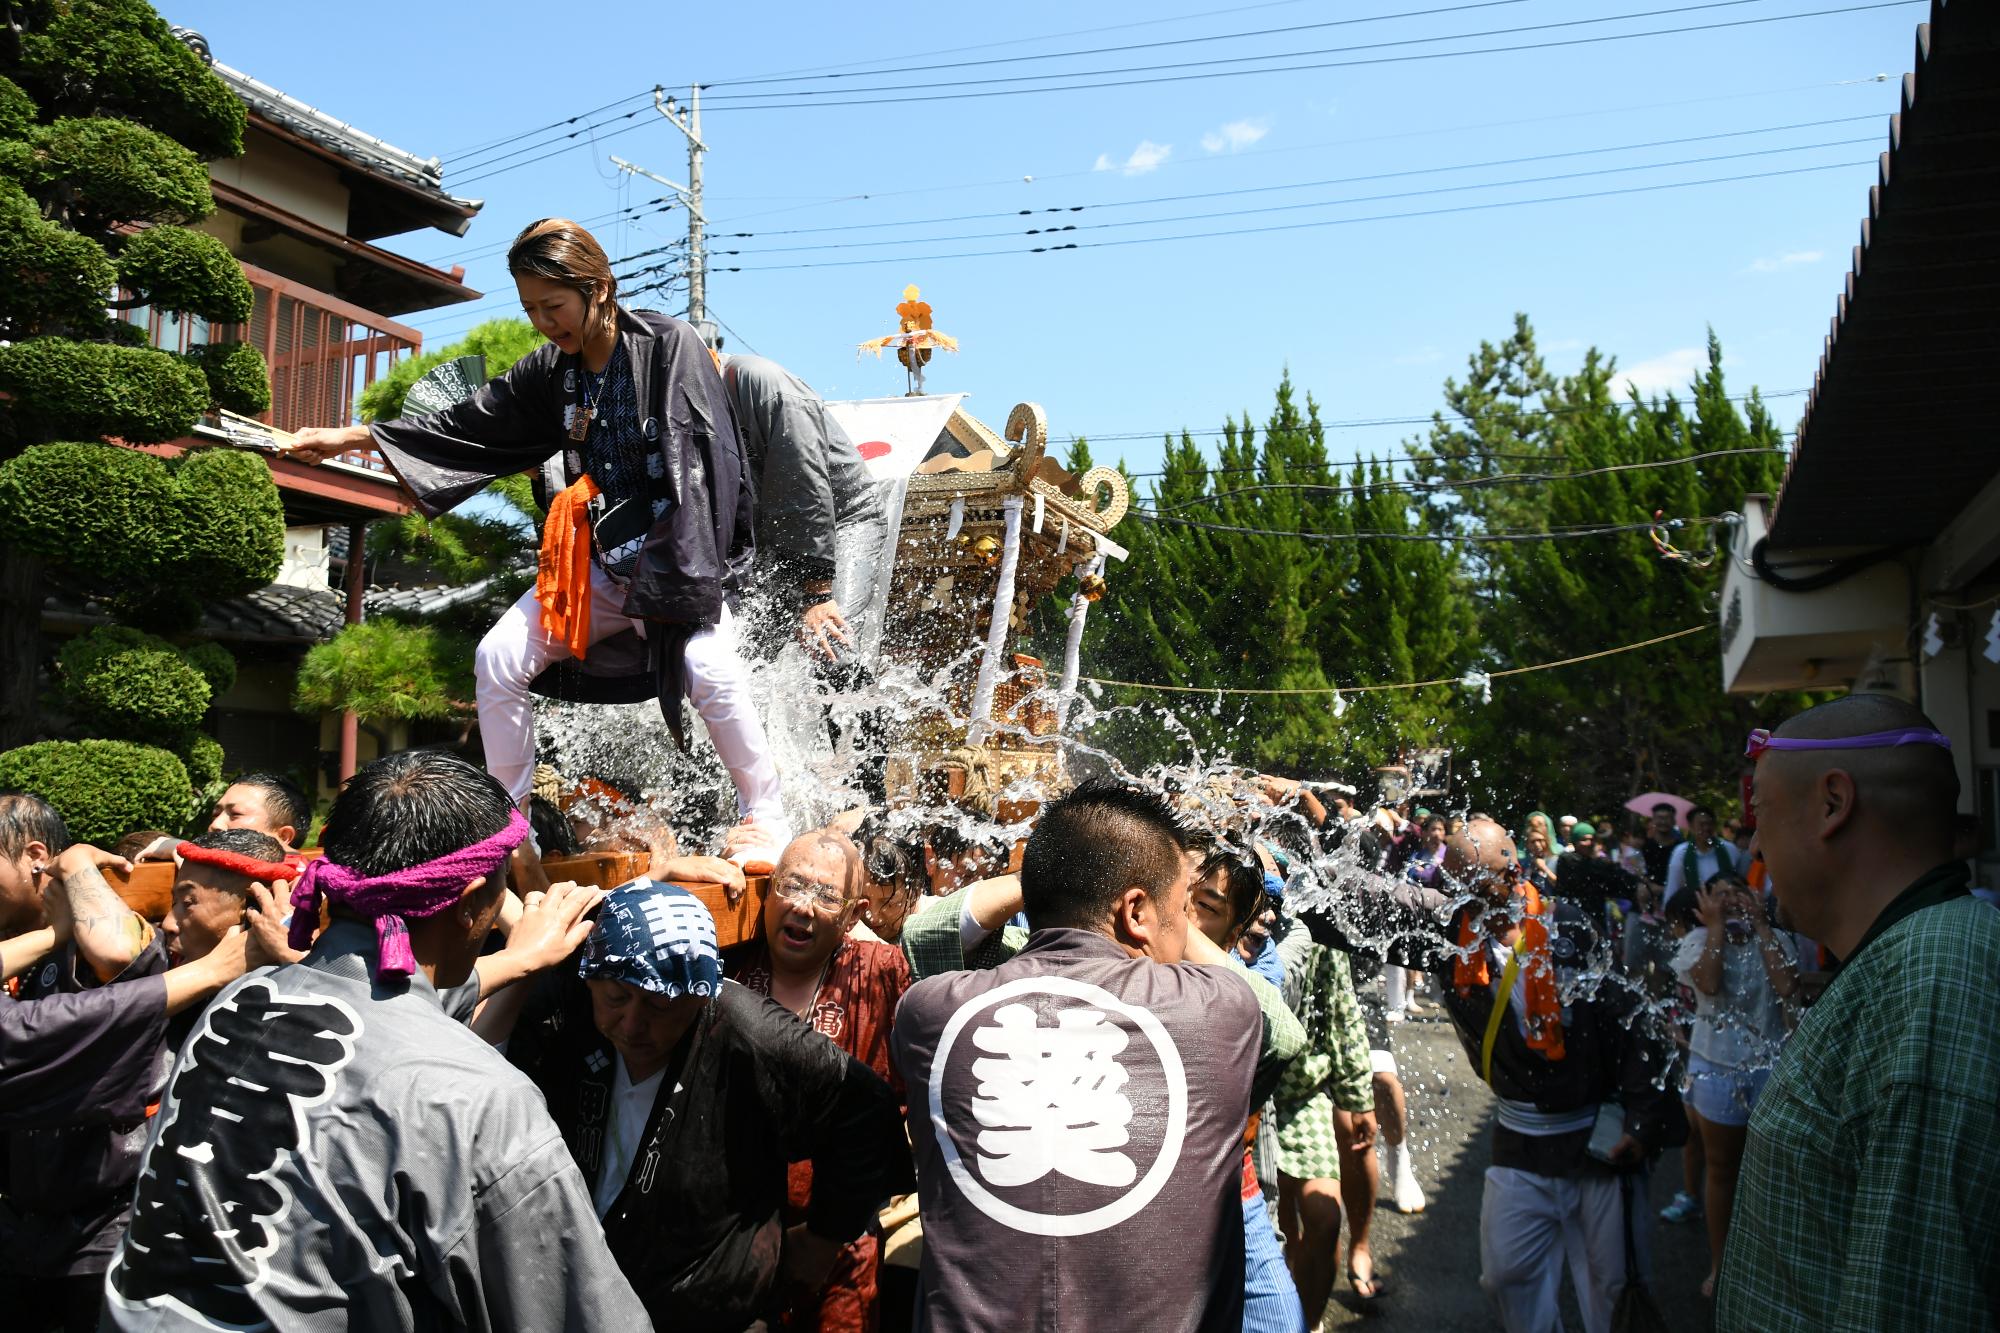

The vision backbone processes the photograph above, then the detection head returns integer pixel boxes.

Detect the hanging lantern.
[1078,573,1108,602]
[971,535,1001,566]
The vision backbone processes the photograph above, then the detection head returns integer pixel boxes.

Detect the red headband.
[176,841,304,884]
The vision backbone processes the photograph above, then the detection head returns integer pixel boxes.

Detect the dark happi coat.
[508,974,911,1333]
[368,306,753,735]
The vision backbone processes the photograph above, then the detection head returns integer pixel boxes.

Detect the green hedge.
[0,440,283,596]
[181,639,236,697]
[12,0,246,160]
[117,225,250,321]
[0,738,194,847]
[0,337,207,442]
[167,446,284,594]
[0,176,115,334]
[18,116,212,227]
[182,340,269,415]
[175,730,224,788]
[0,75,34,142]
[57,627,210,737]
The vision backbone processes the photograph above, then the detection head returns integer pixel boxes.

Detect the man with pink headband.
[1718,694,2000,1331]
[104,749,651,1332]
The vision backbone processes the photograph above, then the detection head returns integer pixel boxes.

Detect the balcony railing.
[128,261,422,473]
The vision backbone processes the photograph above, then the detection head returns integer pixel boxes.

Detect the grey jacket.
[720,353,882,583]
[103,922,653,1332]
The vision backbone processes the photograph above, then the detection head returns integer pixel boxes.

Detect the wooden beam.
[1922,464,2000,592]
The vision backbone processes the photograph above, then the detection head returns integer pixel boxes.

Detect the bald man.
[725,831,913,1333]
[1296,816,1682,1333]
[1716,695,2000,1333]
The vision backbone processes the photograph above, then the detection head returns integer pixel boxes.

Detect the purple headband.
[1745,726,1952,761]
[288,808,529,980]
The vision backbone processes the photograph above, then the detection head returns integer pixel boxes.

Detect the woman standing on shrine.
[284,219,789,867]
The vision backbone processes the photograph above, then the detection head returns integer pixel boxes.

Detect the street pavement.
[1315,1008,1714,1332]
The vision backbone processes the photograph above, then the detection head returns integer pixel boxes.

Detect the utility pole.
[612,84,713,347]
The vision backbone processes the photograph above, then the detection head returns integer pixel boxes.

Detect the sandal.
[1347,1259,1386,1302]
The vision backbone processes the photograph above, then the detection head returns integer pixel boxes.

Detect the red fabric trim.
[175,842,302,883]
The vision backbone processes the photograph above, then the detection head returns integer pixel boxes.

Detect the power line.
[708,0,1536,89]
[447,103,670,185]
[698,1,1919,110]
[706,158,1873,271]
[437,88,660,164]
[706,134,1873,258]
[1128,511,1734,543]
[703,113,1879,247]
[1150,447,1787,507]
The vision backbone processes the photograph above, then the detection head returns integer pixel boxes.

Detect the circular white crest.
[927,974,1187,1237]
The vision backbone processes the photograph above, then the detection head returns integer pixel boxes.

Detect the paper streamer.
[967,496,1025,744]
[945,495,965,542]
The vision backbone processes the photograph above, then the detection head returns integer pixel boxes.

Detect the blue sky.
[169,0,1923,479]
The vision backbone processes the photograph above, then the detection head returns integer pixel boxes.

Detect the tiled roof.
[43,583,346,646]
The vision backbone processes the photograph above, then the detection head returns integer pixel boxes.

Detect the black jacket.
[508,974,911,1333]
[1300,874,1682,1174]
[370,307,753,738]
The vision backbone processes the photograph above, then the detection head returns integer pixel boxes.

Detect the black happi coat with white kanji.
[368,306,754,737]
[507,973,911,1333]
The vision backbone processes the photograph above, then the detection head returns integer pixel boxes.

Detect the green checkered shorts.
[1275,1086,1342,1182]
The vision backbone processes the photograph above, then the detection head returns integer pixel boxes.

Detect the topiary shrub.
[12,0,246,160]
[0,738,194,846]
[167,446,285,594]
[0,337,207,442]
[16,116,212,228]
[116,224,251,321]
[0,176,115,335]
[180,640,236,698]
[0,440,172,579]
[0,75,36,142]
[295,621,474,723]
[56,625,211,738]
[181,340,269,415]
[174,730,223,787]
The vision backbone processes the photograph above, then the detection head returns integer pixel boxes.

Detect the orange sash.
[537,473,601,659]
[1454,883,1566,1062]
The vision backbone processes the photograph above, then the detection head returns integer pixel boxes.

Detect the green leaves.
[117,224,252,321]
[356,319,546,423]
[293,621,475,724]
[0,338,208,442]
[13,115,213,228]
[0,738,195,845]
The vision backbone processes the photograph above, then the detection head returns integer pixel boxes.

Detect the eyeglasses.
[772,877,847,913]
[1744,726,1952,760]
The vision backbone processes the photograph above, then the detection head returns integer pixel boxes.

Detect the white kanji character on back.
[968,1002,1136,1189]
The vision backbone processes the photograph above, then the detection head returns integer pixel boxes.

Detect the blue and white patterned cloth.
[578,878,721,998]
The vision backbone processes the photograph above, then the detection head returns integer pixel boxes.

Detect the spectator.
[1639,802,1684,885]
[103,750,645,1330]
[1299,819,1684,1333]
[1554,823,1643,923]
[1520,811,1560,859]
[503,877,909,1332]
[1662,804,1739,909]
[1716,696,2000,1331]
[1521,828,1559,892]
[1557,814,1579,848]
[1672,872,1799,1299]
[853,820,923,944]
[1273,918,1379,1315]
[891,780,1273,1331]
[726,831,914,1332]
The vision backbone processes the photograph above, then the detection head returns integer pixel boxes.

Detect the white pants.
[473,561,787,828]
[1478,1166,1648,1333]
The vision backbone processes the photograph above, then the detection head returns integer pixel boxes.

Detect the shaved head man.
[1718,695,2000,1333]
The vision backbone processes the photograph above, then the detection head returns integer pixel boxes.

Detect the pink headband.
[288,808,529,980]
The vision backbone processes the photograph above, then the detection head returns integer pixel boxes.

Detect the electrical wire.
[437,88,661,163]
[1077,624,1713,695]
[1128,511,1735,543]
[698,1,1920,110]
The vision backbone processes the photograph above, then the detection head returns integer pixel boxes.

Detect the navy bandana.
[578,879,722,998]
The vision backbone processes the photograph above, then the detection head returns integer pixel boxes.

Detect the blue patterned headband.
[578,879,722,999]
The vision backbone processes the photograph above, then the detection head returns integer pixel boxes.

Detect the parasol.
[1624,791,1693,826]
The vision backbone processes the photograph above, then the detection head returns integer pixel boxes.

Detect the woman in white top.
[1662,804,1739,907]
[1671,872,1800,1299]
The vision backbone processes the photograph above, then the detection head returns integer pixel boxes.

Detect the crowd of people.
[0,691,1994,1331]
[2,215,1995,1332]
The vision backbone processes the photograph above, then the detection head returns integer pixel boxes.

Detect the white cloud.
[1618,347,1708,395]
[1200,119,1269,154]
[1745,249,1824,273]
[1094,140,1173,176]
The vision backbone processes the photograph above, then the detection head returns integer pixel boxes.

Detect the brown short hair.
[508,218,617,338]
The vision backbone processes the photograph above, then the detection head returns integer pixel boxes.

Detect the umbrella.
[1625,791,1693,826]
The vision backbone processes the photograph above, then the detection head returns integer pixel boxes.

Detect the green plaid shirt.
[898,888,1304,1099]
[1716,889,2000,1331]
[1273,924,1375,1115]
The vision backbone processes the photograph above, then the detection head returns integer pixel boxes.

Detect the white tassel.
[1055,517,1069,554]
[967,496,1026,744]
[945,496,965,541]
[1032,491,1046,534]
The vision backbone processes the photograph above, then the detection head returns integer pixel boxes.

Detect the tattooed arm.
[46,845,151,983]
